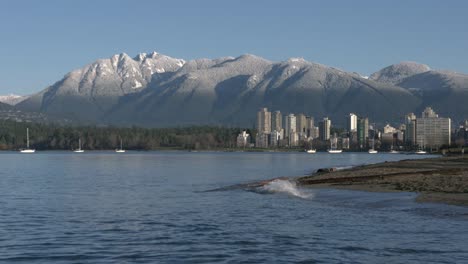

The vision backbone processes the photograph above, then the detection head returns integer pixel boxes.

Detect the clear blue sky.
[1,0,467,95]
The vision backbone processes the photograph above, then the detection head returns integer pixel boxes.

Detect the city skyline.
[252,106,454,151]
[1,0,468,94]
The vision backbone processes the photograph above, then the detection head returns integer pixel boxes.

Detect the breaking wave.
[257,179,314,199]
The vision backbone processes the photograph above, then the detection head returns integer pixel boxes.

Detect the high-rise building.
[422,107,438,118]
[283,114,298,146]
[285,114,296,138]
[347,113,358,132]
[306,116,315,138]
[406,113,417,123]
[270,130,282,147]
[296,113,307,135]
[319,117,331,141]
[289,132,299,147]
[415,107,451,149]
[313,126,319,140]
[271,111,282,133]
[357,117,369,148]
[405,113,417,145]
[256,108,271,148]
[256,108,271,134]
[255,133,269,148]
[383,124,396,134]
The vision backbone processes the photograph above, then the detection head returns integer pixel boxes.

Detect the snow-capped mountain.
[369,61,431,85]
[16,52,468,126]
[105,54,419,127]
[18,52,185,120]
[0,94,28,105]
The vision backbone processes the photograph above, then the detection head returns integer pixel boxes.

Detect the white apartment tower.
[347,113,358,132]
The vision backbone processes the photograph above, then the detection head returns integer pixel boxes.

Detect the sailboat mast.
[26,128,29,148]
[120,138,123,150]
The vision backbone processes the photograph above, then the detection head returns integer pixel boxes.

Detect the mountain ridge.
[14,52,468,127]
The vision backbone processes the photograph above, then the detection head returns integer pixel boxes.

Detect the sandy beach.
[297,156,468,206]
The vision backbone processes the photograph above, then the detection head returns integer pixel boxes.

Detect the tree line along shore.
[0,120,251,151]
[297,156,468,206]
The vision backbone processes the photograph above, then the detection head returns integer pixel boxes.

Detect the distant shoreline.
[0,148,444,154]
[296,156,468,206]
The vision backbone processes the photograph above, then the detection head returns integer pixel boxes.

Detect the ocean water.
[0,151,467,263]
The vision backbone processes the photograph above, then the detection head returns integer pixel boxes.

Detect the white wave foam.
[335,166,354,171]
[259,179,314,199]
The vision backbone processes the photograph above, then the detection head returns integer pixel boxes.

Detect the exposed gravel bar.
[297,156,468,206]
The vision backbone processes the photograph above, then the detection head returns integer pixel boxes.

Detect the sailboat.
[415,149,427,154]
[327,137,342,153]
[368,138,378,154]
[415,138,427,154]
[306,140,316,153]
[73,138,84,153]
[389,138,399,153]
[115,138,126,153]
[20,128,35,153]
[389,148,399,154]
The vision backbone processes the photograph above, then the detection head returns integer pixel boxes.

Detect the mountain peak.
[235,54,269,62]
[135,51,161,61]
[370,61,431,84]
[287,57,307,63]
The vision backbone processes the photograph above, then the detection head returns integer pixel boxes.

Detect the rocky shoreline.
[297,156,468,206]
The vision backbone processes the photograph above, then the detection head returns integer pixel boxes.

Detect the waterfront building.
[271,111,282,135]
[270,130,283,147]
[422,107,438,118]
[383,124,396,134]
[319,117,331,141]
[296,113,307,135]
[405,113,417,145]
[284,114,296,139]
[255,133,269,148]
[342,137,350,149]
[236,131,250,148]
[357,117,369,149]
[381,132,394,145]
[313,127,319,140]
[306,116,315,138]
[289,132,299,147]
[396,130,404,142]
[415,107,451,149]
[256,108,271,134]
[347,113,358,132]
[256,108,271,148]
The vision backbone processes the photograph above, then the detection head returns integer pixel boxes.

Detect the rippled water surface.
[1,151,467,263]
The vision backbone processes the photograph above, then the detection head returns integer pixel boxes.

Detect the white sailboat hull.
[306,149,316,154]
[368,149,378,154]
[73,150,84,153]
[22,128,34,153]
[415,150,427,154]
[115,149,126,153]
[327,149,343,154]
